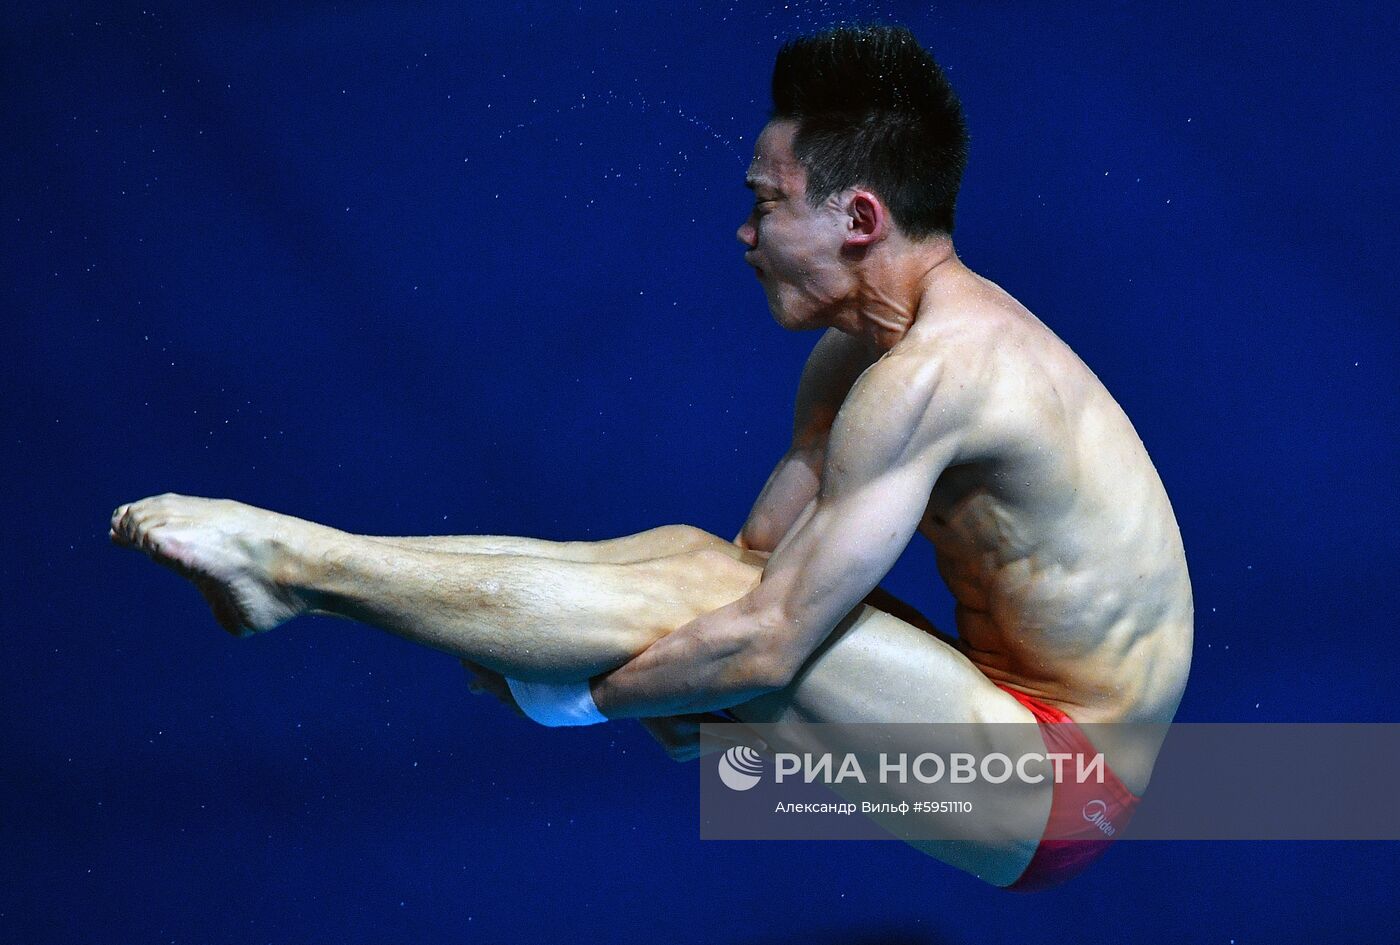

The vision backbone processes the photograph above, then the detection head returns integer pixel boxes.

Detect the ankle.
[262,521,348,613]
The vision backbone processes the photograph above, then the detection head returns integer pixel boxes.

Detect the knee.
[644,523,728,554]
[632,544,760,619]
[675,546,763,601]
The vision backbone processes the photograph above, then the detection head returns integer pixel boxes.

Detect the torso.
[864,271,1194,731]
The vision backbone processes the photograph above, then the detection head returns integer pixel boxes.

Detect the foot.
[111,493,318,636]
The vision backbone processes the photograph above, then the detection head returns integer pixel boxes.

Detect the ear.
[844,190,887,247]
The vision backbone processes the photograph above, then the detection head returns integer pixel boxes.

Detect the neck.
[834,236,961,350]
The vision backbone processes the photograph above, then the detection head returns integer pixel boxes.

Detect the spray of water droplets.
[716,0,904,34]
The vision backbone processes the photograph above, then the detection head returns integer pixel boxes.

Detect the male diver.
[111,26,1192,889]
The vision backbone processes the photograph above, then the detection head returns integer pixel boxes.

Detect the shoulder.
[791,330,884,446]
[828,306,1050,466]
[823,343,977,475]
[841,332,984,430]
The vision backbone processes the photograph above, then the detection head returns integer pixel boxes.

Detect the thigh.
[734,603,1029,727]
[631,540,1028,726]
[629,540,1027,728]
[730,604,1049,886]
[624,541,1048,884]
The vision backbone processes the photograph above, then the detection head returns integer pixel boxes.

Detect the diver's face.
[736,121,849,330]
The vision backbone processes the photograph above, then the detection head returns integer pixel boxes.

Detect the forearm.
[591,656,778,719]
[595,497,907,719]
[589,600,790,718]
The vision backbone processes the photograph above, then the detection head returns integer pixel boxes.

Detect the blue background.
[4,2,1397,942]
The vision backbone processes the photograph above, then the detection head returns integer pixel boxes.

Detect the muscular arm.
[592,348,963,718]
[736,329,878,552]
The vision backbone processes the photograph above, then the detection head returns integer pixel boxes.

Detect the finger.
[638,720,701,763]
[638,716,690,747]
[460,659,495,685]
[112,506,133,544]
[460,660,486,693]
[669,745,701,763]
[688,714,770,755]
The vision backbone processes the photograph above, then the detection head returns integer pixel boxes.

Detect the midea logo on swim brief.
[718,746,765,791]
[1082,798,1116,836]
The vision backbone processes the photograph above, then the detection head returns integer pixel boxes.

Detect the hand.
[638,713,769,763]
[461,659,524,717]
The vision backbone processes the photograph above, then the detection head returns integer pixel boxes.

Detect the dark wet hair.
[771,25,969,238]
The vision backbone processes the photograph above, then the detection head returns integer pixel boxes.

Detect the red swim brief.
[995,683,1142,892]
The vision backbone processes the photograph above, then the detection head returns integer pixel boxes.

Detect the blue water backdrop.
[4,2,1397,942]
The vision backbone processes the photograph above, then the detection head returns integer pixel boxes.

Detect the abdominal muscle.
[918,435,1193,794]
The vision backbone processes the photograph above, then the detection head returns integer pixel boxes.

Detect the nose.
[736,215,757,249]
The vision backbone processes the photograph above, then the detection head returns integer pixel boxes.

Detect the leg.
[112,494,1043,884]
[726,605,1049,886]
[110,494,1022,724]
[110,495,757,680]
[365,524,740,564]
[410,530,1047,883]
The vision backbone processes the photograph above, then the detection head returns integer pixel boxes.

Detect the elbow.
[734,528,775,556]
